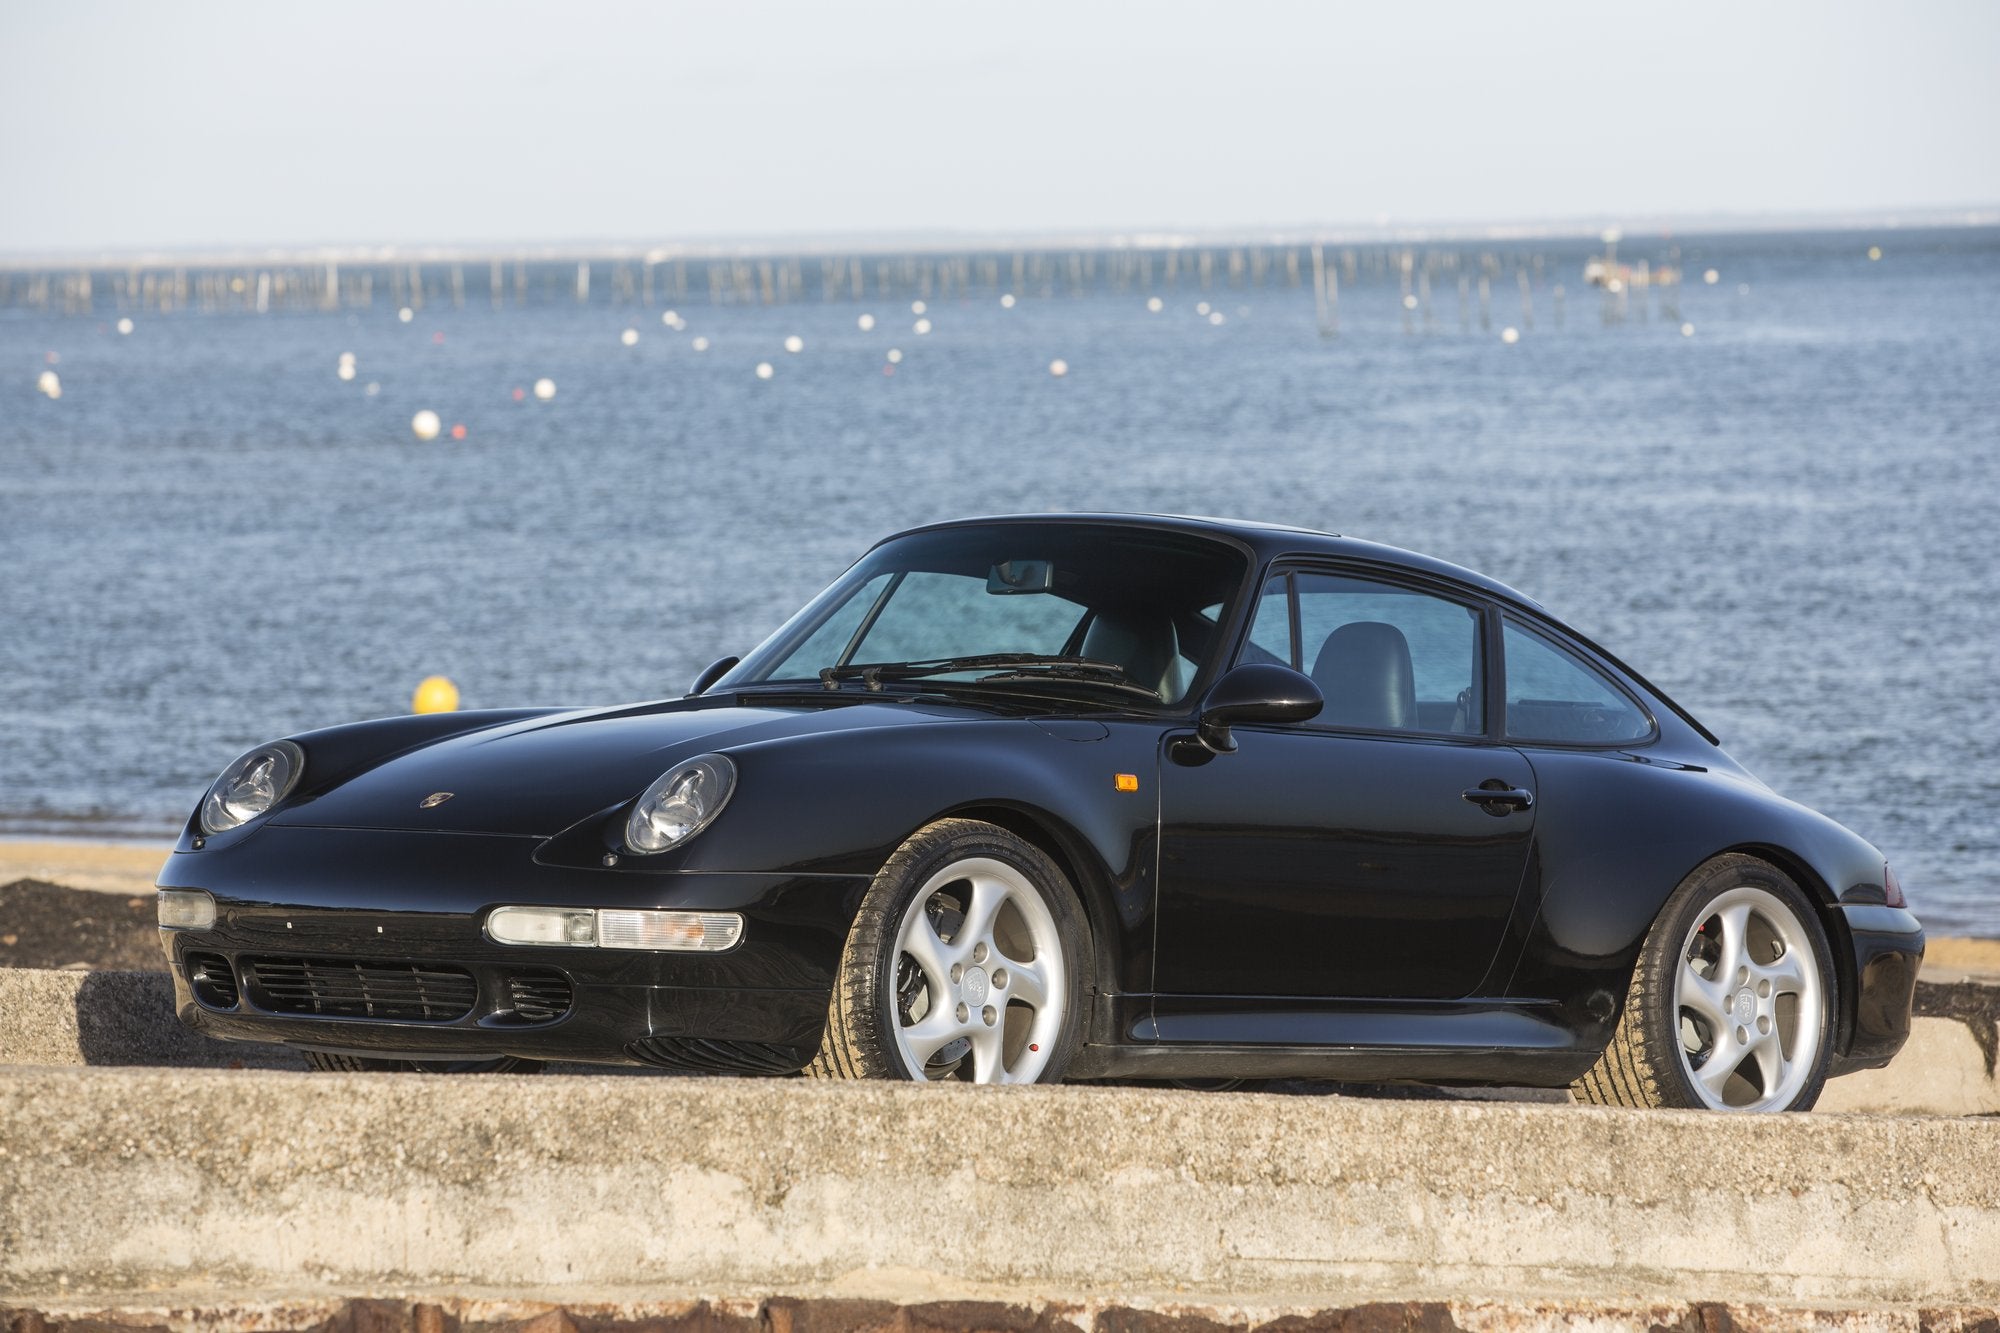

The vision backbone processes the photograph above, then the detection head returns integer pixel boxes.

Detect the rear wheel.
[1573,854,1835,1112]
[809,818,1090,1083]
[302,1052,542,1074]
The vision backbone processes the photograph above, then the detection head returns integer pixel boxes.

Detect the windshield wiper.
[819,654,1160,700]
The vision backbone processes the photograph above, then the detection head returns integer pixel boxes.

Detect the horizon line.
[4,204,1996,270]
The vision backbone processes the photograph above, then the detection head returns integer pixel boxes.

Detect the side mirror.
[689,655,740,696]
[1194,663,1323,754]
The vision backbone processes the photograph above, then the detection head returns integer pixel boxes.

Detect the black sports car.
[159,514,1923,1111]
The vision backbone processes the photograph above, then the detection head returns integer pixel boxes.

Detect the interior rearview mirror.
[987,560,1055,594]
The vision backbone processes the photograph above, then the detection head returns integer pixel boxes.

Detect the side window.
[1503,621,1653,745]
[1289,572,1483,735]
[1242,575,1293,666]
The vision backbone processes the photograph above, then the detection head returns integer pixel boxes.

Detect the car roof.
[888,512,1547,613]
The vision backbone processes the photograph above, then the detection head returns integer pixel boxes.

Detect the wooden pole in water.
[1311,244,1330,337]
[1518,269,1533,330]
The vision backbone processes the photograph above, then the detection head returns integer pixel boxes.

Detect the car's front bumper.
[1831,903,1925,1076]
[158,826,868,1072]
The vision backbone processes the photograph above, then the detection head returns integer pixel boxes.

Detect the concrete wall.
[2,1065,1996,1310]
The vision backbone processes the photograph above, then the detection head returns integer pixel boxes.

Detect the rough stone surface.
[1817,1016,2000,1115]
[8,965,1997,1115]
[3,1296,1999,1333]
[1,1068,1996,1308]
[0,969,302,1069]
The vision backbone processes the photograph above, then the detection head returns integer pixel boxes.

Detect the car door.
[1151,568,1537,1002]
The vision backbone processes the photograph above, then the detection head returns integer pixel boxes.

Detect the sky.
[2,0,1995,254]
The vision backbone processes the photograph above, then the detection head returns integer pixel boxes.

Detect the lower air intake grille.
[185,952,239,1010]
[504,971,574,1023]
[628,1035,809,1075]
[242,956,476,1022]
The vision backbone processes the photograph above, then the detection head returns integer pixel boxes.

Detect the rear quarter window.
[1503,620,1654,745]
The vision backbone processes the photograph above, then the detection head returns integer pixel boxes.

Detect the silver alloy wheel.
[890,855,1067,1083]
[1674,884,1825,1111]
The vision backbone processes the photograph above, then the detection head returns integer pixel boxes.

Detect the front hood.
[271,695,979,836]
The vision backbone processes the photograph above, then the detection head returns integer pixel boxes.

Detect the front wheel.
[809,819,1091,1084]
[1573,854,1836,1112]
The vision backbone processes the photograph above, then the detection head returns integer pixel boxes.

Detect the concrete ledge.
[3,1067,1997,1308]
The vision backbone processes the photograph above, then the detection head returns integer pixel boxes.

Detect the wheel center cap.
[1731,989,1756,1025]
[962,965,990,1006]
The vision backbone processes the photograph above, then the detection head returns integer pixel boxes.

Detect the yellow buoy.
[411,409,442,441]
[412,675,460,714]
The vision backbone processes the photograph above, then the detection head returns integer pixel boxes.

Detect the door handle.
[1462,783,1534,815]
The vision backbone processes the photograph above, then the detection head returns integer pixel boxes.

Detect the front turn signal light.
[486,905,742,953]
[158,889,217,930]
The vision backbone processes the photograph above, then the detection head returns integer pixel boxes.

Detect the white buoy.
[911,300,927,315]
[35,370,61,399]
[857,313,876,331]
[338,350,356,365]
[661,310,686,330]
[621,328,639,346]
[1000,294,1016,309]
[913,318,932,335]
[691,336,710,352]
[1208,311,1225,325]
[533,377,556,401]
[1501,327,1520,344]
[1867,246,1883,261]
[1048,359,1068,377]
[1402,294,1419,310]
[886,348,903,364]
[411,409,442,440]
[784,335,804,354]
[116,317,134,335]
[398,307,414,323]
[1146,297,1163,313]
[1680,323,1695,337]
[1196,302,1211,316]
[755,362,774,380]
[338,363,356,381]
[1703,269,1720,285]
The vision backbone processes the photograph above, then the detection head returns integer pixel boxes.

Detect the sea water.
[3,227,1995,933]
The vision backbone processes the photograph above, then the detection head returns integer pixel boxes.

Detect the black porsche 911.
[158,513,1923,1111]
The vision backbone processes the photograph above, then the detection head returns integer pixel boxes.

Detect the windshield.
[718,523,1250,705]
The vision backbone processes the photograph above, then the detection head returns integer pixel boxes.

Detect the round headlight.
[626,754,736,854]
[200,741,306,835]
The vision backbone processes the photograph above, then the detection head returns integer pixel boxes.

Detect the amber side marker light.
[1114,773,1140,793]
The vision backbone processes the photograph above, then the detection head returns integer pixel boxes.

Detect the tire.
[302,1051,543,1075]
[808,818,1091,1084]
[1573,853,1836,1112]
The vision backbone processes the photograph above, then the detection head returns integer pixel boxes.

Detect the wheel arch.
[929,800,1118,1005]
